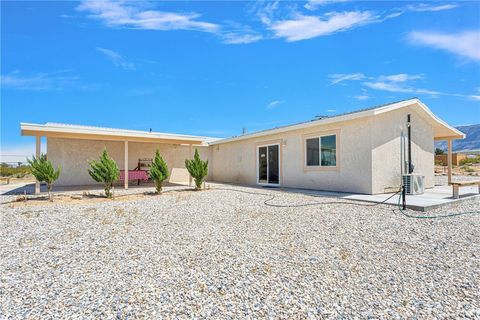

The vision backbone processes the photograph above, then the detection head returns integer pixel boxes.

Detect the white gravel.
[1,184,479,318]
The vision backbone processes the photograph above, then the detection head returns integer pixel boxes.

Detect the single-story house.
[21,98,464,194]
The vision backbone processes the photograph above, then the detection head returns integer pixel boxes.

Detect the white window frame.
[256,143,281,186]
[304,133,338,169]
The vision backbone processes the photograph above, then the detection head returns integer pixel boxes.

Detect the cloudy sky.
[1,0,479,163]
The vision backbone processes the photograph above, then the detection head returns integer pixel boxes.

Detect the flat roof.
[210,98,465,145]
[21,122,218,145]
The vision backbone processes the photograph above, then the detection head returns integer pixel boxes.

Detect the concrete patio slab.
[282,185,479,211]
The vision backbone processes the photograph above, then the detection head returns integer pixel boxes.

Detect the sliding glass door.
[257,144,279,185]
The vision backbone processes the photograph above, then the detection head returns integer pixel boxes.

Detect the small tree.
[185,149,208,190]
[88,149,119,198]
[28,153,61,200]
[149,149,169,194]
[435,148,445,155]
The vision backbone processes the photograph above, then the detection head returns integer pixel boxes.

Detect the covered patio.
[21,123,214,194]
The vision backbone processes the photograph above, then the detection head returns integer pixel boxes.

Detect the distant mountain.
[435,124,480,152]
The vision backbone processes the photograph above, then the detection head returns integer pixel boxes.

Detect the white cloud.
[222,33,263,44]
[305,0,350,10]
[270,11,376,41]
[329,73,365,84]
[0,70,78,90]
[378,74,423,82]
[77,0,219,33]
[354,94,370,100]
[406,3,459,12]
[96,47,135,70]
[220,21,263,44]
[408,30,480,61]
[469,95,480,101]
[267,100,283,109]
[326,109,337,113]
[364,73,434,94]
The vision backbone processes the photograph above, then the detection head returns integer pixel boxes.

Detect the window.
[305,134,337,167]
[306,137,319,166]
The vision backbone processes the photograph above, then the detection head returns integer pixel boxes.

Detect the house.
[21,98,464,195]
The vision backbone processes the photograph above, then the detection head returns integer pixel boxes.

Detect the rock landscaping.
[1,184,479,318]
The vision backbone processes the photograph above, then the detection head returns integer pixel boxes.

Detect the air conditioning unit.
[402,174,425,195]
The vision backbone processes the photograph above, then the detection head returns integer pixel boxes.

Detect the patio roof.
[21,122,217,145]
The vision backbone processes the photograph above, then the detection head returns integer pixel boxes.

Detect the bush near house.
[185,149,208,190]
[88,149,120,198]
[149,149,169,194]
[27,154,61,200]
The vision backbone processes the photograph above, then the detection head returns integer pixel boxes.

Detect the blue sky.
[1,0,479,163]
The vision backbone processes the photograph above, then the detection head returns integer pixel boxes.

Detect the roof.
[21,122,219,145]
[20,98,464,146]
[210,98,465,145]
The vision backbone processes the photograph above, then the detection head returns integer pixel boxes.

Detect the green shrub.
[27,154,61,200]
[149,149,169,194]
[462,165,475,173]
[460,156,480,165]
[88,149,119,198]
[185,149,208,190]
[435,148,445,155]
[0,163,31,177]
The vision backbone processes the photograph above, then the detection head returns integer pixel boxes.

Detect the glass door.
[257,144,280,185]
[258,146,268,183]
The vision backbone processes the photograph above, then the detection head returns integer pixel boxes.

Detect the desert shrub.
[88,149,119,198]
[185,149,208,190]
[460,156,480,165]
[27,154,61,200]
[462,165,475,173]
[0,163,31,177]
[149,149,169,194]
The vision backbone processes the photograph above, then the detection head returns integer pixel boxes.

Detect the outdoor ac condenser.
[402,174,425,195]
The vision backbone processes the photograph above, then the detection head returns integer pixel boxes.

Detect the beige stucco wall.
[371,106,434,193]
[211,106,435,194]
[47,106,435,194]
[210,117,374,194]
[47,138,211,186]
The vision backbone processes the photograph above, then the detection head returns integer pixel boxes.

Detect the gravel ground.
[1,184,479,319]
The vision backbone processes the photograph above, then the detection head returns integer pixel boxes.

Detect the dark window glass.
[321,135,336,166]
[306,137,319,166]
[258,146,267,182]
[268,145,279,184]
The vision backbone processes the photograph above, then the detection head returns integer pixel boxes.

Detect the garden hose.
[211,186,479,219]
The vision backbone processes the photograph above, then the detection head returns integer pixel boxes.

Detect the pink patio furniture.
[120,170,149,185]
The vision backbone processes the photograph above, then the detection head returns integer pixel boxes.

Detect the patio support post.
[447,138,452,185]
[35,136,41,194]
[189,144,192,187]
[124,141,129,190]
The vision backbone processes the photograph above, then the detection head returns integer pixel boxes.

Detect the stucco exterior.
[210,104,435,194]
[210,118,374,194]
[47,138,211,186]
[30,99,462,194]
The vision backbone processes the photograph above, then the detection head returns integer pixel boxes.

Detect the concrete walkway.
[285,185,479,211]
